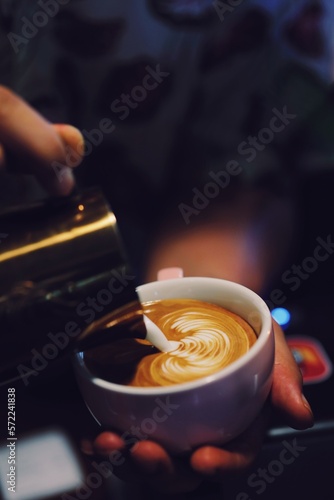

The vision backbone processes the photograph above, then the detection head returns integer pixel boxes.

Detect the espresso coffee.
[84,298,257,387]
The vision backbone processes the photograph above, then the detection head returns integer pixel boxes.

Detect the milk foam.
[129,299,257,387]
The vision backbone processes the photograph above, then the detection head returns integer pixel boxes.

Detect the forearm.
[144,188,297,295]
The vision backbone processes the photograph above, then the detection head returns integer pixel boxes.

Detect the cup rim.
[74,277,273,395]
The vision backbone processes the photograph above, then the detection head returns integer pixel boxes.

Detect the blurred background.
[0,0,334,498]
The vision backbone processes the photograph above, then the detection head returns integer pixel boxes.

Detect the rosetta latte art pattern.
[129,299,257,387]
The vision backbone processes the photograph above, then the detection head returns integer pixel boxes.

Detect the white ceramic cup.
[73,275,274,454]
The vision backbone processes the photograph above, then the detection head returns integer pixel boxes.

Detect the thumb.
[271,320,314,430]
[38,124,84,196]
[52,124,85,168]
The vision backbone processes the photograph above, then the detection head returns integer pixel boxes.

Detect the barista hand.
[0,86,84,196]
[88,321,313,494]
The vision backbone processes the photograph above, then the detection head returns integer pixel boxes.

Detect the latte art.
[129,299,257,387]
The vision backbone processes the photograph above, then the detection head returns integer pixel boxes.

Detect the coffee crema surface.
[84,298,258,388]
[129,299,257,387]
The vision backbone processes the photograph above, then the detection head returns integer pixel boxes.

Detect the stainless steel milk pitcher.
[0,188,143,385]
